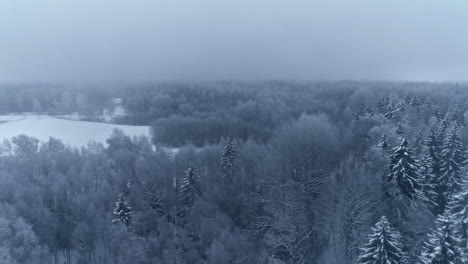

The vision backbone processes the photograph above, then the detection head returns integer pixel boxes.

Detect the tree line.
[0,83,466,263]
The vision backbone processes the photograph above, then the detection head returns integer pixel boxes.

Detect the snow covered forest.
[0,82,466,264]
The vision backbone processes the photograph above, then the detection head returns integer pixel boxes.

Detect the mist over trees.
[0,82,467,263]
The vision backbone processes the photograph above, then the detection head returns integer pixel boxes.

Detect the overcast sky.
[0,0,467,82]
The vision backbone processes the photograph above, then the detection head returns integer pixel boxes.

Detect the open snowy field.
[0,114,150,147]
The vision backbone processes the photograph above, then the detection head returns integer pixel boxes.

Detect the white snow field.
[0,114,150,147]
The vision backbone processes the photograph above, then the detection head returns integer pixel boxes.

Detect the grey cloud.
[0,0,467,82]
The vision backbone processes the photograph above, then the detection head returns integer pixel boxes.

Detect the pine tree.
[357,216,405,264]
[426,127,443,178]
[388,138,423,201]
[419,151,438,214]
[221,140,238,179]
[180,166,201,212]
[425,127,446,214]
[440,126,466,196]
[113,194,132,227]
[420,212,466,264]
[447,180,468,249]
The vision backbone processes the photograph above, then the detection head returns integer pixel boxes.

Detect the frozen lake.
[0,114,150,147]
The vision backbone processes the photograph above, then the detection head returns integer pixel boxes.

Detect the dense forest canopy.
[0,82,467,264]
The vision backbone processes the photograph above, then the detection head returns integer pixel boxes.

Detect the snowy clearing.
[0,114,150,147]
[57,97,127,122]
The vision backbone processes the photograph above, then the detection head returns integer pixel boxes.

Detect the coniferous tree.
[419,151,438,214]
[425,128,445,214]
[388,138,423,201]
[420,212,466,264]
[179,166,201,213]
[357,216,405,264]
[447,180,468,249]
[440,126,466,196]
[113,194,132,228]
[221,140,238,180]
[426,127,443,178]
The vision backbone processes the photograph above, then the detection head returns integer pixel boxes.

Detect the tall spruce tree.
[113,193,132,228]
[357,216,405,264]
[388,138,423,201]
[440,126,466,196]
[179,166,201,213]
[420,212,466,264]
[448,180,468,249]
[426,127,445,214]
[221,140,238,180]
[419,151,438,214]
[426,127,443,178]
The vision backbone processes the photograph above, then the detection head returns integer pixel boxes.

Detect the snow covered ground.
[0,114,150,148]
